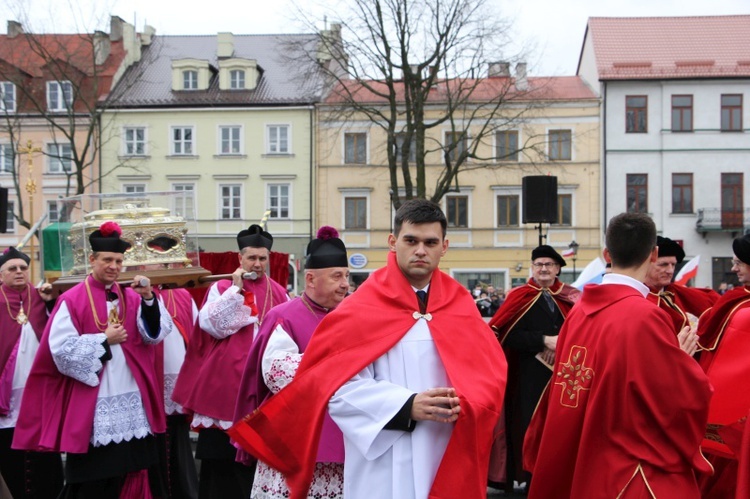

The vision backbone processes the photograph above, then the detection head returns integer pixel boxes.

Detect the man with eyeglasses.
[488,245,580,492]
[0,247,63,498]
[644,236,718,355]
[696,233,750,497]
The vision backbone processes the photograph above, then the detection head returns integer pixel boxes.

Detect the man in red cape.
[523,213,712,498]
[229,199,506,499]
[487,245,579,491]
[645,236,718,340]
[696,233,750,498]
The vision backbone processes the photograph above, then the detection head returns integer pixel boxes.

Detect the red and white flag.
[675,255,700,286]
[562,248,576,258]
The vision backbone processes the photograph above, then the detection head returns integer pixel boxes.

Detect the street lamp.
[568,240,580,281]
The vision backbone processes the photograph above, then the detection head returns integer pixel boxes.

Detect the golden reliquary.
[68,199,192,274]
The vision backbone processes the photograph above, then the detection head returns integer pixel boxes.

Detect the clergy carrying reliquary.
[45,191,210,291]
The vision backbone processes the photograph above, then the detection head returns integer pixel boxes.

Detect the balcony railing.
[696,208,750,233]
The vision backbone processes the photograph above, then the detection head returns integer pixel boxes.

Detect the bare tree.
[0,12,153,227]
[306,0,550,207]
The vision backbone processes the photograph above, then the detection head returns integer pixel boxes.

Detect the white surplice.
[328,317,453,499]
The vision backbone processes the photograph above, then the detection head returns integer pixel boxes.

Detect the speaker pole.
[535,223,547,247]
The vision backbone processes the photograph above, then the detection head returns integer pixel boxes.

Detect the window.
[394,133,416,163]
[47,143,73,173]
[124,184,145,194]
[556,194,572,226]
[721,173,743,229]
[1,82,15,113]
[671,95,693,132]
[446,195,468,228]
[496,130,518,161]
[6,201,14,233]
[230,70,245,89]
[626,174,648,213]
[172,183,195,219]
[444,131,467,163]
[124,127,146,156]
[183,70,198,90]
[47,81,73,111]
[625,96,647,133]
[672,173,693,214]
[268,184,289,219]
[548,130,571,160]
[345,196,367,229]
[344,133,367,164]
[171,126,194,155]
[219,126,241,154]
[47,201,59,223]
[497,195,519,227]
[0,144,13,173]
[220,184,242,220]
[721,94,743,131]
[267,125,290,154]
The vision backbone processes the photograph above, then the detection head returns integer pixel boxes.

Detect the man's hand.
[131,275,153,300]
[411,387,460,423]
[543,335,558,351]
[677,325,699,356]
[540,347,556,366]
[37,283,55,302]
[105,324,127,345]
[232,267,245,289]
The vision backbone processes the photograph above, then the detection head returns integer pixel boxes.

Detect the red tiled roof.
[324,75,597,104]
[586,16,750,80]
[0,33,125,95]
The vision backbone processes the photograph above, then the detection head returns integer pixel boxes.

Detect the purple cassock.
[12,276,165,453]
[0,283,48,416]
[234,294,344,464]
[174,275,288,424]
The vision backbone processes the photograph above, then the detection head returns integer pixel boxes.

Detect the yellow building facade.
[316,76,601,291]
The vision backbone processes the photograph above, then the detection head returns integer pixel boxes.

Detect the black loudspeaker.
[0,187,7,233]
[522,176,558,223]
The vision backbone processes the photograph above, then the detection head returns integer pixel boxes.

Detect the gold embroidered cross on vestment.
[555,345,594,408]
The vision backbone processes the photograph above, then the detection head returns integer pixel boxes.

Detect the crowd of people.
[0,201,748,498]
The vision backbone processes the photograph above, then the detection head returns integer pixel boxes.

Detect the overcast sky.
[2,0,747,75]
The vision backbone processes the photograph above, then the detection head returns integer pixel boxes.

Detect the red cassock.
[523,282,712,499]
[697,286,750,498]
[228,252,507,499]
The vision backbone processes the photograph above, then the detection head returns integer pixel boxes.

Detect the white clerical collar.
[411,284,430,294]
[601,273,649,298]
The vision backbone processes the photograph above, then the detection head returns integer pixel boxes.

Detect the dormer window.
[183,70,198,90]
[171,59,210,92]
[230,70,245,89]
[47,81,73,112]
[218,58,259,90]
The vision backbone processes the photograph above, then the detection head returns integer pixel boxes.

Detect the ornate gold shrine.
[68,201,192,273]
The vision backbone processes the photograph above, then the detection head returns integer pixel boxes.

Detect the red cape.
[489,278,579,343]
[228,251,507,499]
[523,283,712,498]
[647,284,719,334]
[698,286,750,352]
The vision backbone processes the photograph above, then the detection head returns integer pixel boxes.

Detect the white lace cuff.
[202,292,258,339]
[265,353,302,394]
[52,333,107,387]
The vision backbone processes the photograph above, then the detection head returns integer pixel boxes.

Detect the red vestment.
[696,286,750,498]
[524,282,712,498]
[229,252,507,499]
[489,278,579,342]
[646,283,719,334]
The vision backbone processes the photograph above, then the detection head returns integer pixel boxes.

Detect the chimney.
[93,30,111,65]
[7,21,23,38]
[110,16,124,41]
[515,62,528,91]
[488,62,510,77]
[141,25,156,46]
[217,32,234,58]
